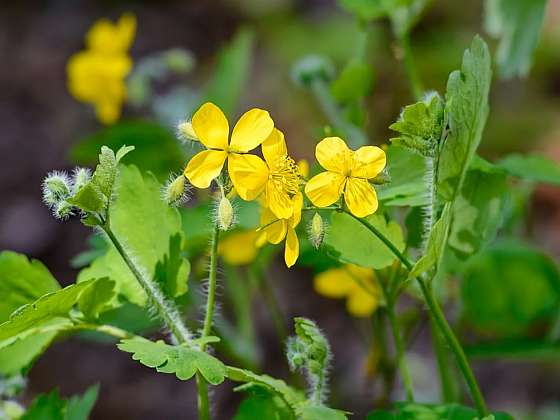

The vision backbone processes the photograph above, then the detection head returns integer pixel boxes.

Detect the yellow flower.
[260,193,303,268]
[67,13,136,125]
[218,230,262,265]
[304,137,386,218]
[314,264,381,317]
[229,128,302,220]
[183,103,274,190]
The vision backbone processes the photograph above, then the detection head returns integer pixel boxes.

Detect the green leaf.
[497,153,560,185]
[117,336,226,385]
[70,235,108,269]
[67,182,106,213]
[233,387,292,420]
[331,62,374,104]
[78,165,190,306]
[461,241,560,338]
[70,121,185,182]
[466,339,560,361]
[324,212,405,269]
[337,0,388,21]
[484,0,547,79]
[389,92,444,157]
[65,385,99,420]
[368,402,513,420]
[0,333,57,376]
[438,36,492,201]
[448,169,508,258]
[22,390,65,420]
[154,233,190,299]
[0,251,60,322]
[408,205,452,279]
[205,28,254,116]
[78,278,116,320]
[297,405,348,420]
[377,145,428,207]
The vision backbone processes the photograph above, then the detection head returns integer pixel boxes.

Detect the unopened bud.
[163,174,189,206]
[217,196,234,231]
[54,200,74,220]
[177,120,198,142]
[42,171,71,207]
[72,167,92,193]
[309,212,324,249]
[371,168,391,185]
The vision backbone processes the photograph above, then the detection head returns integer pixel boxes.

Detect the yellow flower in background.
[218,230,263,266]
[260,193,303,268]
[297,159,309,179]
[184,102,274,190]
[67,13,136,125]
[305,137,386,218]
[230,128,302,219]
[314,264,381,317]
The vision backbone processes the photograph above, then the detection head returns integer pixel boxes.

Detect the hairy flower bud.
[42,171,71,208]
[177,120,198,142]
[163,174,189,206]
[217,196,234,231]
[309,212,324,249]
[54,200,74,220]
[72,167,92,193]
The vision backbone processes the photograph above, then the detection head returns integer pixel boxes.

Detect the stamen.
[269,155,300,195]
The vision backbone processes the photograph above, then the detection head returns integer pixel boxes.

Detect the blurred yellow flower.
[260,193,303,268]
[314,264,381,317]
[67,13,136,125]
[228,128,302,220]
[305,137,386,218]
[184,102,274,190]
[218,230,262,265]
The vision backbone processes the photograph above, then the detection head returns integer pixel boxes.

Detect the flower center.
[269,155,300,195]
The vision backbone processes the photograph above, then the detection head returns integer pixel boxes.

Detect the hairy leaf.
[485,0,547,79]
[117,336,226,385]
[324,212,405,269]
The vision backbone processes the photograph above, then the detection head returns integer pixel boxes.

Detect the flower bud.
[177,120,198,142]
[163,174,188,206]
[42,171,71,207]
[309,212,324,249]
[72,167,92,193]
[217,196,234,231]
[54,200,74,220]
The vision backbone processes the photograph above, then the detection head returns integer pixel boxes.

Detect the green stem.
[430,318,459,403]
[311,208,489,417]
[258,272,288,343]
[397,34,424,101]
[196,222,220,420]
[102,226,191,343]
[380,282,415,401]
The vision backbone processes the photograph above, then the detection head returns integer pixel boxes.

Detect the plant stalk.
[397,34,424,101]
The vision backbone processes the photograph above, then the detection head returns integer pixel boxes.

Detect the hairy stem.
[196,222,220,420]
[103,226,191,343]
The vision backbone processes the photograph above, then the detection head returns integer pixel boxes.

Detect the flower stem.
[379,281,415,402]
[397,34,424,101]
[314,208,489,417]
[430,318,459,403]
[196,221,220,420]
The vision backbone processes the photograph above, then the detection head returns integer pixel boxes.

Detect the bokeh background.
[2,0,560,418]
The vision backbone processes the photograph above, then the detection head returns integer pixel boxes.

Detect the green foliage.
[461,241,560,338]
[78,165,190,306]
[331,62,374,104]
[70,121,184,181]
[438,36,492,201]
[78,278,116,320]
[497,153,560,185]
[205,28,254,116]
[233,386,292,420]
[297,405,348,420]
[117,336,226,385]
[389,92,444,157]
[324,212,405,269]
[448,169,508,258]
[367,402,513,419]
[485,0,548,79]
[21,386,99,420]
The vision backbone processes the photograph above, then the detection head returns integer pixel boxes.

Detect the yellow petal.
[184,150,227,188]
[305,172,346,207]
[346,288,378,317]
[290,192,303,228]
[86,13,136,53]
[218,230,259,265]
[262,128,287,166]
[261,207,287,244]
[344,178,378,218]
[266,181,294,220]
[315,137,352,173]
[313,268,354,298]
[229,108,274,153]
[228,153,268,200]
[297,159,309,179]
[284,227,299,268]
[352,146,386,179]
[95,100,120,125]
[191,102,229,150]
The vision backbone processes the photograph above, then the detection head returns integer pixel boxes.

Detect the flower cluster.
[67,14,136,125]
[181,102,387,267]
